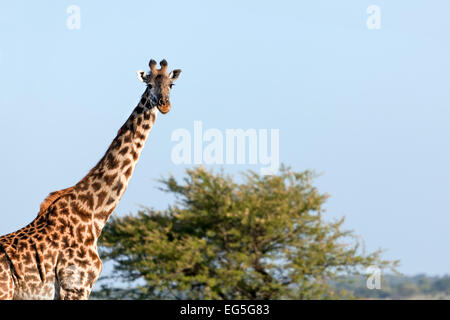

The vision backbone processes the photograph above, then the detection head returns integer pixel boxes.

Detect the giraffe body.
[0,59,181,300]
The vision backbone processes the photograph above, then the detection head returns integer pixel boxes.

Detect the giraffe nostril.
[158,98,168,106]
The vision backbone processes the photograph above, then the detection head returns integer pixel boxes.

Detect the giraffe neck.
[71,87,158,235]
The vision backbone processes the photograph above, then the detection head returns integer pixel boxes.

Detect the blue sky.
[0,1,449,275]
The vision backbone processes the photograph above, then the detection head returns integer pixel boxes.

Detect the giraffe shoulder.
[38,187,75,215]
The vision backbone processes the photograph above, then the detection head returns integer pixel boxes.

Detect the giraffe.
[0,59,182,300]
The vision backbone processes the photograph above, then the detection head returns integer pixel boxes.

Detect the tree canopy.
[94,166,396,299]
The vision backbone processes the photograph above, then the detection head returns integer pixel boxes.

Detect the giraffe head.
[136,59,182,114]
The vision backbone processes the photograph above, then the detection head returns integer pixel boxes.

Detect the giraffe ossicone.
[0,59,181,300]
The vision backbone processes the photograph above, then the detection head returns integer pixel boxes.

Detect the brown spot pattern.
[0,58,179,300]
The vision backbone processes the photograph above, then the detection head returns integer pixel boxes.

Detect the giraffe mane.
[38,187,75,216]
[36,131,120,217]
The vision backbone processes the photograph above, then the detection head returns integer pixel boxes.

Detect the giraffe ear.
[136,70,148,82]
[169,69,182,81]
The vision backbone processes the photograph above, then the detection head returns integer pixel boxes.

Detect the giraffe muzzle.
[157,99,171,114]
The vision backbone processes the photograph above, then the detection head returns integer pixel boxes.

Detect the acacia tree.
[94,166,396,299]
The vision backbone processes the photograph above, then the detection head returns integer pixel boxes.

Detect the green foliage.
[94,166,396,300]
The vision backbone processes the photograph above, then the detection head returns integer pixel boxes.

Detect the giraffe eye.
[169,84,175,89]
[147,84,153,89]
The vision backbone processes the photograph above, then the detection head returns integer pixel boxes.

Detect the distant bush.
[332,274,450,299]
